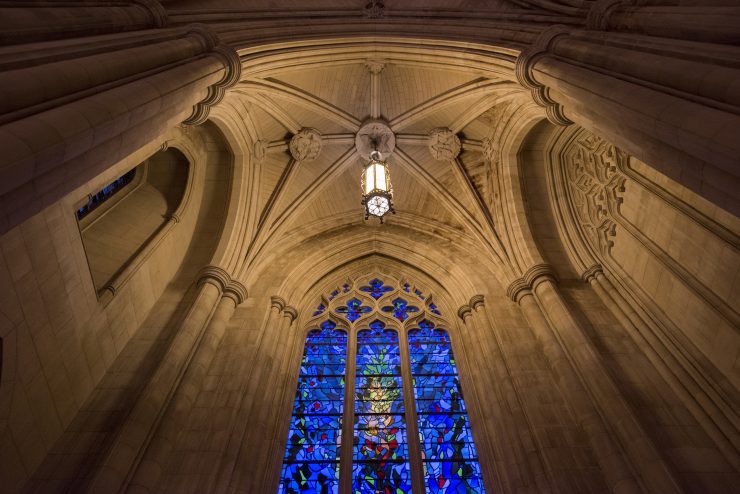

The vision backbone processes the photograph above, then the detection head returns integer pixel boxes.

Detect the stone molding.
[183,24,242,126]
[271,296,287,312]
[581,264,605,283]
[586,0,632,31]
[457,305,472,321]
[515,25,573,126]
[506,264,558,302]
[289,128,323,162]
[469,294,485,311]
[132,0,168,28]
[428,128,461,161]
[198,266,248,304]
[283,306,299,323]
[253,140,267,163]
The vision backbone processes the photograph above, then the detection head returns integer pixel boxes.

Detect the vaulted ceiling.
[210,42,540,290]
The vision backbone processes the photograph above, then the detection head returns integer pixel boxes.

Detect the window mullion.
[398,325,426,494]
[339,327,358,492]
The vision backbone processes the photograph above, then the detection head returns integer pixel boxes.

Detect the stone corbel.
[182,24,242,126]
[283,306,299,324]
[515,26,573,126]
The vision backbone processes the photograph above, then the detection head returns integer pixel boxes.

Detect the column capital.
[198,265,231,291]
[469,294,485,311]
[457,305,473,321]
[515,25,573,126]
[581,264,604,284]
[182,24,242,126]
[507,264,558,302]
[270,296,286,312]
[132,0,168,28]
[586,0,632,31]
[283,306,299,323]
[223,280,248,305]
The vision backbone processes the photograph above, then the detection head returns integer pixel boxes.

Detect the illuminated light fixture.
[361,149,395,222]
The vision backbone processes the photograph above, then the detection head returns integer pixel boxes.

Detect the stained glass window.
[335,298,371,323]
[76,169,136,220]
[279,321,347,494]
[409,320,485,493]
[360,278,393,299]
[353,320,411,494]
[280,279,486,494]
[381,297,420,322]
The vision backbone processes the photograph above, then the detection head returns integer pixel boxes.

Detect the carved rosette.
[428,128,461,161]
[563,132,626,255]
[289,128,323,162]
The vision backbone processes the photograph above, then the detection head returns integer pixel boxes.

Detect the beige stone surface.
[0,2,738,493]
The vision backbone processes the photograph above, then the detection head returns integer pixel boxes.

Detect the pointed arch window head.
[360,278,393,299]
[280,278,486,494]
[335,298,372,322]
[381,297,419,322]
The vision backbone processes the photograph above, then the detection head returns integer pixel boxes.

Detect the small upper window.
[76,169,136,220]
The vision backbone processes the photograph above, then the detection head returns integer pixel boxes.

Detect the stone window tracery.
[278,276,486,494]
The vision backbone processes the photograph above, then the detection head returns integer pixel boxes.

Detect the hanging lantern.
[361,150,395,222]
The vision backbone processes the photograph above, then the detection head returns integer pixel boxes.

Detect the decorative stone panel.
[289,128,323,162]
[563,132,626,255]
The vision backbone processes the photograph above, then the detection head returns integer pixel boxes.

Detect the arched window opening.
[409,321,485,493]
[278,277,487,494]
[279,321,347,494]
[76,148,188,293]
[354,321,411,493]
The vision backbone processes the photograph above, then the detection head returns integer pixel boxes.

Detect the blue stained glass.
[360,278,394,299]
[353,321,411,494]
[381,297,420,322]
[76,169,136,220]
[403,283,410,293]
[335,298,371,323]
[414,288,426,300]
[409,322,486,494]
[428,303,442,316]
[343,283,351,293]
[329,289,340,301]
[313,303,326,317]
[279,323,347,494]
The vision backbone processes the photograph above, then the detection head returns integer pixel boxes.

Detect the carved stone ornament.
[428,128,461,161]
[289,128,323,162]
[253,140,267,162]
[355,120,395,159]
[364,0,385,18]
[563,132,626,255]
[481,137,499,165]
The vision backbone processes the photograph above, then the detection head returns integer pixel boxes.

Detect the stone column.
[516,25,740,215]
[509,264,682,493]
[587,0,740,44]
[86,266,232,493]
[0,23,241,235]
[210,297,288,494]
[253,305,300,492]
[468,295,555,494]
[126,268,247,493]
[0,0,167,45]
[583,265,740,472]
[458,299,550,493]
